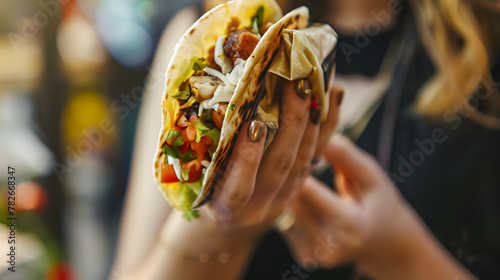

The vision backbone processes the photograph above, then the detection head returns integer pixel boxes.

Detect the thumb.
[297,176,348,218]
[323,136,385,192]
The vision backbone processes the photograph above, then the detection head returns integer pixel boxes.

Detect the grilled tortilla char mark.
[224,28,260,62]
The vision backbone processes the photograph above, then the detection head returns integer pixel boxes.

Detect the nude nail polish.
[248,120,266,142]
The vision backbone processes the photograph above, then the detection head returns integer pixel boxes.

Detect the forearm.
[134,239,254,280]
[360,213,476,280]
[133,211,258,280]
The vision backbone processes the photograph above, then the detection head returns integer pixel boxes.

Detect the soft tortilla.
[153,0,310,211]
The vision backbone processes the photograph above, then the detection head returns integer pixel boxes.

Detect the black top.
[244,10,500,280]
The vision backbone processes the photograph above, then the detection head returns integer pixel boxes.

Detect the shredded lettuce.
[195,121,220,143]
[177,181,203,221]
[184,180,202,196]
[194,120,211,142]
[207,128,220,158]
[180,150,197,163]
[163,145,179,160]
[172,84,191,100]
[166,129,184,147]
[193,58,209,71]
[252,18,261,38]
[181,168,190,182]
[177,184,200,221]
[163,130,184,161]
[193,120,220,158]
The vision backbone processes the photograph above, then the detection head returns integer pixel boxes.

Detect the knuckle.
[239,212,266,227]
[272,155,295,175]
[296,163,312,181]
[282,112,307,126]
[226,188,252,207]
[212,214,231,226]
[208,208,233,225]
[289,153,312,181]
[295,149,311,164]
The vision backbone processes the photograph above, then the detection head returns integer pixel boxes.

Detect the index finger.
[207,120,267,222]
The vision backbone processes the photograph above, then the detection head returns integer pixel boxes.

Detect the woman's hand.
[280,136,477,280]
[156,81,344,274]
[204,82,344,226]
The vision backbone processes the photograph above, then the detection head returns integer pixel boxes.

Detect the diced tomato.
[200,135,214,146]
[189,114,198,123]
[177,115,189,127]
[179,129,190,154]
[212,109,225,131]
[182,160,203,182]
[161,163,180,183]
[191,139,209,159]
[186,126,197,142]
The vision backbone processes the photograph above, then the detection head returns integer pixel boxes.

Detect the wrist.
[358,207,473,280]
[161,211,259,261]
[358,205,436,279]
[358,231,431,279]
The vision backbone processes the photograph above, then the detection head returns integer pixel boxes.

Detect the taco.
[153,0,336,219]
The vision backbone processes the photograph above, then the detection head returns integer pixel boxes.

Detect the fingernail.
[248,120,266,142]
[295,79,311,99]
[310,108,321,124]
[337,91,344,106]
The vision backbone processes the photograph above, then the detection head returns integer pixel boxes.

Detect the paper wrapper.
[257,24,338,146]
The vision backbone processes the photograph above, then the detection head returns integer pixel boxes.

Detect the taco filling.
[159,7,270,215]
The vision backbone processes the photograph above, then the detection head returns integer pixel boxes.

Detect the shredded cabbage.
[167,156,182,181]
[226,58,247,85]
[209,85,235,107]
[204,67,230,86]
[214,36,233,74]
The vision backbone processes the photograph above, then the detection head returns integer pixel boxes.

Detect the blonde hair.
[412,0,500,127]
[208,0,500,127]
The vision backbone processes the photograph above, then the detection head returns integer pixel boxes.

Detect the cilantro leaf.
[251,6,264,37]
[163,144,180,160]
[229,103,235,111]
[166,130,184,147]
[172,135,184,148]
[180,150,197,163]
[256,6,264,24]
[182,209,200,221]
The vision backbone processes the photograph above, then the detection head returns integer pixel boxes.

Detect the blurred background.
[0,0,200,279]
